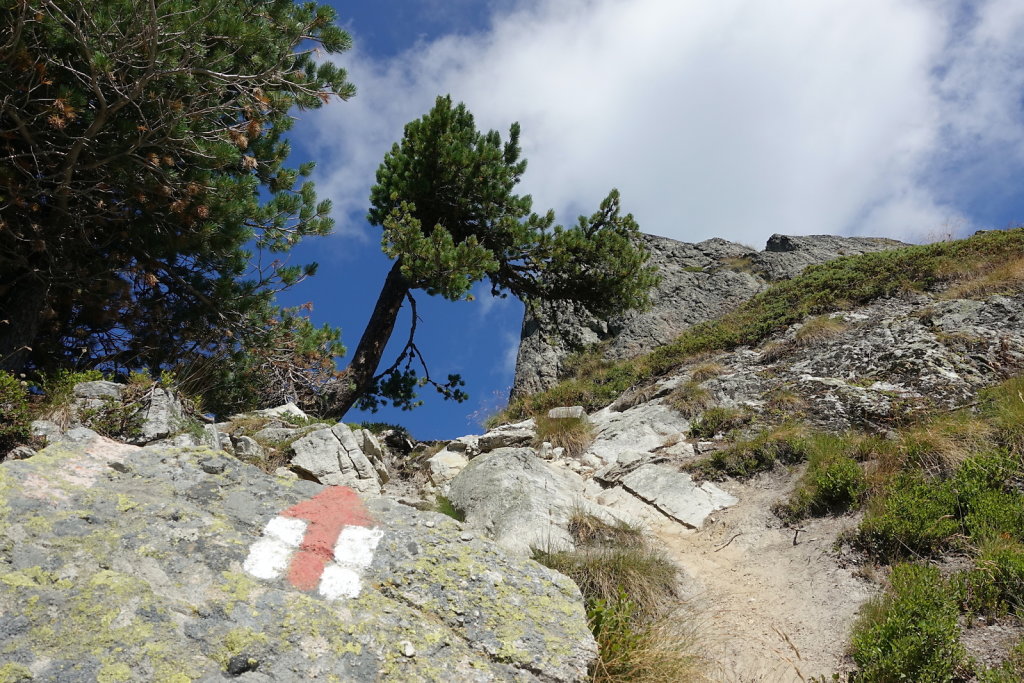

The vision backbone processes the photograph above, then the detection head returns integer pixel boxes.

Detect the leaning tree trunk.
[0,271,48,373]
[325,260,410,418]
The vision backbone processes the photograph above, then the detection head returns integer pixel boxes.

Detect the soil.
[648,466,878,682]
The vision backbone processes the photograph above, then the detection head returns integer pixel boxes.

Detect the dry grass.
[689,362,727,382]
[940,254,1024,300]
[590,610,710,683]
[610,383,662,412]
[534,415,596,458]
[757,340,794,364]
[793,314,849,346]
[666,382,714,418]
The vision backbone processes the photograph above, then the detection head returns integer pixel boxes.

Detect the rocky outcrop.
[512,232,904,397]
[0,431,596,681]
[290,423,388,493]
[447,447,628,555]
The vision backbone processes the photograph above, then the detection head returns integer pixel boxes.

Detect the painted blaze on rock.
[243,486,384,600]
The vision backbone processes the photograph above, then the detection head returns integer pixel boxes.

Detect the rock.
[273,467,298,480]
[0,433,595,681]
[512,233,905,396]
[353,429,389,483]
[290,424,388,493]
[251,426,301,443]
[586,402,683,465]
[448,447,629,555]
[598,460,737,528]
[547,406,586,419]
[478,419,535,453]
[233,435,265,459]
[236,401,309,422]
[132,387,183,444]
[4,445,35,460]
[427,448,470,489]
[29,419,62,444]
[72,380,123,401]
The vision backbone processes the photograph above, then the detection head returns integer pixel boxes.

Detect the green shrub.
[688,406,750,439]
[434,495,465,522]
[850,563,968,682]
[855,450,1024,563]
[778,434,867,521]
[855,472,961,562]
[0,371,31,454]
[955,539,1024,618]
[690,425,809,480]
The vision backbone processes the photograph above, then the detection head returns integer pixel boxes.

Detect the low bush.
[689,424,808,480]
[688,406,750,439]
[0,371,31,454]
[955,538,1024,619]
[850,563,968,681]
[777,434,867,522]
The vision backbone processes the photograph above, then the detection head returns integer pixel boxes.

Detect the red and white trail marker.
[243,487,384,600]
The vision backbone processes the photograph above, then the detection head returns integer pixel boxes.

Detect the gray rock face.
[512,232,904,397]
[596,458,737,528]
[133,387,183,443]
[0,433,595,681]
[447,447,628,555]
[290,423,388,493]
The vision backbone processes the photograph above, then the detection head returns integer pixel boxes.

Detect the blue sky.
[273,0,1024,440]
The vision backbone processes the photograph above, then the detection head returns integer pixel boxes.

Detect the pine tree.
[0,0,352,412]
[327,95,659,417]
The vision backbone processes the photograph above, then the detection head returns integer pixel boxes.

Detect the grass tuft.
[533,415,595,458]
[532,512,707,681]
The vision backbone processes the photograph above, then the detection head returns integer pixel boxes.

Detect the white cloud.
[304,0,1024,247]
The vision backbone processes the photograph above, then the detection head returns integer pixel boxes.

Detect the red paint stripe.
[281,487,374,591]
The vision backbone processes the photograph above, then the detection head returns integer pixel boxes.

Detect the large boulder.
[448,447,629,556]
[290,423,388,493]
[0,432,596,681]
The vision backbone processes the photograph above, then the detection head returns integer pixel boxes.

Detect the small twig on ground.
[792,528,806,546]
[714,532,741,552]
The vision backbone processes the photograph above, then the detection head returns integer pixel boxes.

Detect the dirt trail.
[650,470,877,682]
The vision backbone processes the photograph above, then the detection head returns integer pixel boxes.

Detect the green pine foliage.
[329,95,659,416]
[1,0,353,413]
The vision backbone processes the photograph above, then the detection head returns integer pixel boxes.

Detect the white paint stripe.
[318,564,363,600]
[243,516,307,580]
[317,526,385,600]
[264,516,307,547]
[243,537,295,580]
[333,526,384,569]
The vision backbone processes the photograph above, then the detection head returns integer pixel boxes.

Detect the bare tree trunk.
[0,271,47,373]
[326,260,409,418]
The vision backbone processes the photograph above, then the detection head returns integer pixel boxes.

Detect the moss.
[97,662,133,683]
[116,494,138,512]
[0,662,33,683]
[215,628,269,668]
